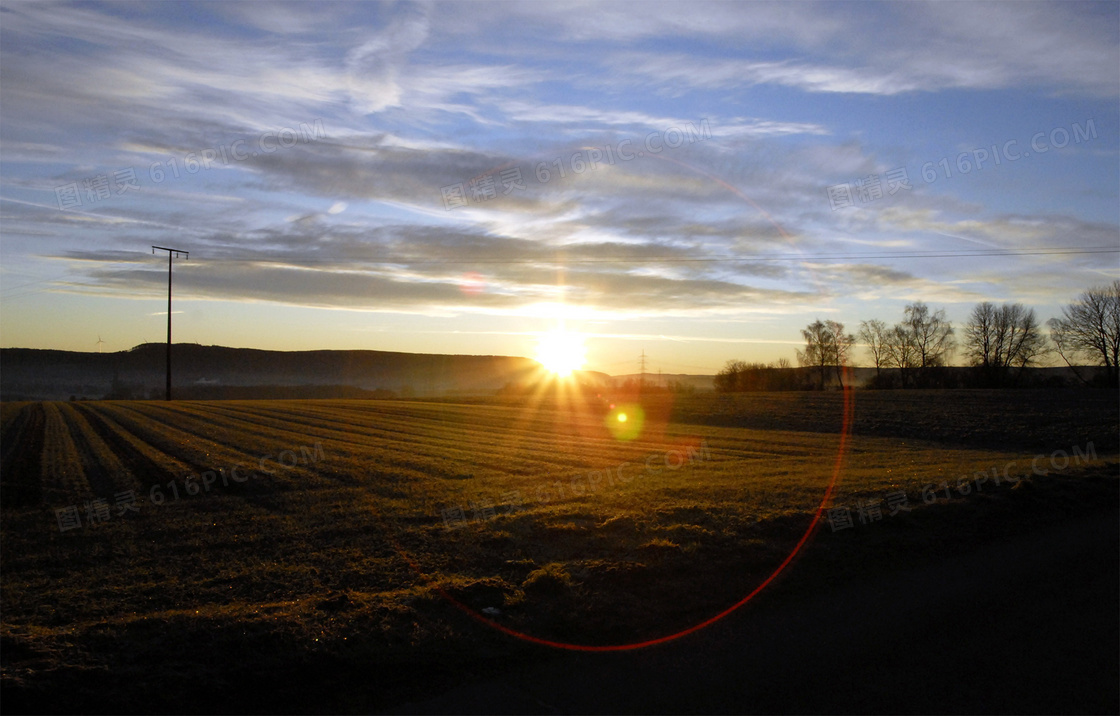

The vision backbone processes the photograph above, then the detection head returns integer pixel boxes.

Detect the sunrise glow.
[535,328,586,377]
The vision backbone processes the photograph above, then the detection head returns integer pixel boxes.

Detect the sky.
[1,0,1117,376]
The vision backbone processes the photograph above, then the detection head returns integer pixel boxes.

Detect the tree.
[797,319,854,389]
[1048,280,1120,388]
[870,303,955,388]
[714,358,803,392]
[884,323,918,387]
[858,319,890,379]
[714,360,748,393]
[964,302,1046,386]
[904,302,955,376]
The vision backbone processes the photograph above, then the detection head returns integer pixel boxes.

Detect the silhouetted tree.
[881,324,914,387]
[1048,280,1120,388]
[964,302,1046,386]
[797,319,854,389]
[858,319,890,379]
[714,358,804,392]
[904,302,955,381]
[714,360,748,393]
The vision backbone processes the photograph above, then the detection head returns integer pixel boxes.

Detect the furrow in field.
[168,401,398,457]
[154,401,507,472]
[212,402,553,468]
[75,403,290,515]
[195,400,490,447]
[317,399,787,458]
[172,402,437,477]
[0,403,44,508]
[39,402,89,502]
[92,403,273,483]
[199,400,837,490]
[71,403,184,493]
[57,403,132,499]
[130,402,364,472]
[124,400,630,497]
[215,401,630,479]
[199,401,437,442]
[306,400,836,475]
[144,401,481,486]
[304,401,842,506]
[0,401,30,436]
[104,403,358,503]
[241,401,658,472]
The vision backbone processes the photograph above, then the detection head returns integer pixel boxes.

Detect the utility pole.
[152,246,188,400]
[639,349,647,391]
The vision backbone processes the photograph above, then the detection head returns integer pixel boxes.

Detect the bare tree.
[965,301,998,371]
[964,302,1046,386]
[858,319,890,379]
[833,324,855,386]
[1048,280,1120,388]
[1000,304,1047,377]
[797,320,830,390]
[797,319,854,389]
[963,300,1048,385]
[714,359,748,393]
[884,323,918,387]
[904,302,955,374]
[714,358,802,392]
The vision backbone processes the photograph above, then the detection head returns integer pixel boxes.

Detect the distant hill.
[0,344,546,401]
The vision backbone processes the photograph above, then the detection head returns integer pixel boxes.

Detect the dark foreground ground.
[393,506,1119,714]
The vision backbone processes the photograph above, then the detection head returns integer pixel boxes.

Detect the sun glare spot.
[535,329,586,377]
[607,404,644,441]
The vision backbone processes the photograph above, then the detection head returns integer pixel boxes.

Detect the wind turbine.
[96,336,105,353]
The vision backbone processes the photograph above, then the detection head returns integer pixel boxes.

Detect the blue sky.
[1,0,1117,375]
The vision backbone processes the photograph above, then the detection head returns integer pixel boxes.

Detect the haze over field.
[1,1,1118,374]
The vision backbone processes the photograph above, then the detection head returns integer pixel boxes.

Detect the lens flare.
[607,404,644,441]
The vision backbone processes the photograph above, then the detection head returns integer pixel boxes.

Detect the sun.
[535,328,586,377]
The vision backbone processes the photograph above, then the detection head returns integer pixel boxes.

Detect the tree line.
[716,280,1119,391]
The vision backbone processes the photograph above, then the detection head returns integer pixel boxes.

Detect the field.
[1,389,1117,713]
